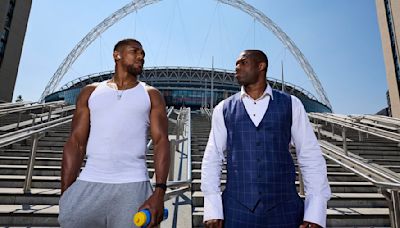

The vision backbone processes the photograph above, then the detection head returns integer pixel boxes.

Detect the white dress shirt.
[201,84,331,227]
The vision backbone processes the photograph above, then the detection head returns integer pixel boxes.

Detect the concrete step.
[190,161,348,172]
[368,158,400,165]
[191,179,377,193]
[0,156,62,166]
[191,169,364,182]
[0,171,155,188]
[0,205,59,226]
[192,206,390,227]
[0,165,155,177]
[0,156,155,168]
[191,191,387,208]
[0,150,63,159]
[11,145,64,151]
[0,188,60,205]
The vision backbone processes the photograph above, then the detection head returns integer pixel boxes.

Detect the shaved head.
[243,50,268,71]
[113,39,142,52]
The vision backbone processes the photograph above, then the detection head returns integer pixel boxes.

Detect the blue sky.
[14,0,387,114]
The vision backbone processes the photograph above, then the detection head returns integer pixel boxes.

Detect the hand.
[138,189,165,228]
[204,219,223,228]
[299,221,322,228]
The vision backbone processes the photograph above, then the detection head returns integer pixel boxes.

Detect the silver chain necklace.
[116,90,124,100]
[110,79,138,100]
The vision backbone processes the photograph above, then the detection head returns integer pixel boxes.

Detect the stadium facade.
[45,67,332,113]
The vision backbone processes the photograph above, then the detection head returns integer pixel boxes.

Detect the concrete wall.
[0,0,32,102]
[376,0,400,117]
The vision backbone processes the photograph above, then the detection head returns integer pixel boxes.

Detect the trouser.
[223,193,304,228]
[58,180,153,228]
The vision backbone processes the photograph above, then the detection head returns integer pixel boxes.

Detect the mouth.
[134,62,144,68]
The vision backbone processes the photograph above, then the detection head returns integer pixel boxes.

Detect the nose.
[235,64,240,72]
[137,53,144,60]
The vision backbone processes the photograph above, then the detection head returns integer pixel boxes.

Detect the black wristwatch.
[155,183,167,191]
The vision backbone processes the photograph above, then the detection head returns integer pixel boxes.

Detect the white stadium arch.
[40,0,332,109]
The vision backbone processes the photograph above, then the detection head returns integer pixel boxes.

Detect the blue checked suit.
[222,90,304,227]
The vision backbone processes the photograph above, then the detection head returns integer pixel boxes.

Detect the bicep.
[148,89,168,141]
[68,89,92,146]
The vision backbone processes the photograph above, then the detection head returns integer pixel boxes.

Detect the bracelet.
[155,183,167,191]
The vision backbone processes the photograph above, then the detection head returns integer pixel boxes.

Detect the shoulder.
[77,83,100,104]
[144,84,163,99]
[214,100,225,113]
[272,89,291,100]
[143,84,160,94]
[143,84,165,107]
[289,95,304,108]
[223,92,240,106]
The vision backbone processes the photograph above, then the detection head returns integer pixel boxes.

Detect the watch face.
[155,183,167,190]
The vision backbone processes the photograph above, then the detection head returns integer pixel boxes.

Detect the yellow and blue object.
[133,208,168,227]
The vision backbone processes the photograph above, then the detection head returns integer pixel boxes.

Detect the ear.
[113,51,121,61]
[259,62,267,72]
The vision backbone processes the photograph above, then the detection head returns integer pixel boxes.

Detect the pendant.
[117,94,122,100]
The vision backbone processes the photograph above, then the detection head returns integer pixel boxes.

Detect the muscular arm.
[139,86,170,227]
[147,86,170,188]
[61,85,96,194]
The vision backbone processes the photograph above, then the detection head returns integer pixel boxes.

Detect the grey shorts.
[58,180,153,228]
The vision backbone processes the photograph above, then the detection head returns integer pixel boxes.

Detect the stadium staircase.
[0,103,193,227]
[1,101,400,227]
[191,111,400,227]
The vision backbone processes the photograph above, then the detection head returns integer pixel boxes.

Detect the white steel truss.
[40,0,332,109]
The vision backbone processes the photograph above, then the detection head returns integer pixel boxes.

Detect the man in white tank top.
[58,39,170,228]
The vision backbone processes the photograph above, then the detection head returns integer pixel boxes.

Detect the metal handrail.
[309,113,400,228]
[164,107,192,188]
[319,140,400,228]
[320,140,400,185]
[309,113,400,142]
[2,105,193,224]
[201,107,212,118]
[0,101,67,116]
[356,115,400,131]
[0,101,36,109]
[145,107,191,192]
[0,113,74,194]
[0,115,73,148]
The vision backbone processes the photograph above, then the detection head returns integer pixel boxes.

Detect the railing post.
[168,140,176,181]
[47,106,53,122]
[383,189,400,228]
[31,114,37,127]
[16,112,22,130]
[331,124,335,137]
[23,133,39,194]
[391,190,400,228]
[358,131,363,142]
[317,125,321,139]
[342,127,348,156]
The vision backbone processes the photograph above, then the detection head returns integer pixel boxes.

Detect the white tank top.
[78,81,151,183]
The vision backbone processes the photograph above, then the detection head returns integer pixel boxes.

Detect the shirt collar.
[240,84,273,101]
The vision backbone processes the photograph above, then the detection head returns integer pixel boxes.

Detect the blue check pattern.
[222,90,303,227]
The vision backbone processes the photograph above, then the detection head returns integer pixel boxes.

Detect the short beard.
[127,65,142,76]
[236,77,252,86]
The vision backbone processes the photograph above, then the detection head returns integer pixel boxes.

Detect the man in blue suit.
[201,50,331,228]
